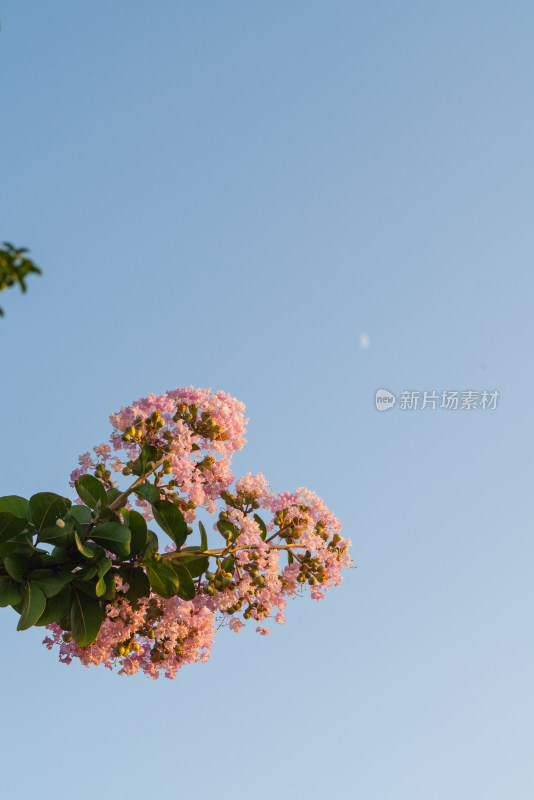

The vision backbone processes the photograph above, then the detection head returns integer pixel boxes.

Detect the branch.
[162,543,307,562]
[107,457,167,512]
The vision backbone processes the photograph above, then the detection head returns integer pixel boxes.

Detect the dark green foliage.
[152,501,188,548]
[17,583,46,630]
[133,483,160,505]
[70,590,103,647]
[0,243,42,316]
[121,509,147,555]
[168,561,196,600]
[144,560,179,599]
[75,475,107,509]
[254,514,268,541]
[0,472,213,647]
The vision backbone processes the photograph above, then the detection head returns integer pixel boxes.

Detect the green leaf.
[75,475,107,509]
[0,495,29,518]
[97,556,112,579]
[35,588,71,626]
[4,553,28,581]
[199,520,208,551]
[38,523,75,547]
[0,512,28,543]
[0,541,32,558]
[145,561,179,599]
[32,550,59,565]
[178,547,209,578]
[133,483,161,505]
[287,550,294,565]
[106,487,122,506]
[122,509,147,556]
[71,590,103,646]
[29,493,71,532]
[139,444,158,473]
[17,582,46,630]
[153,501,188,548]
[99,507,122,524]
[90,522,131,557]
[74,530,95,558]
[31,569,71,598]
[254,514,268,541]
[180,555,209,579]
[101,570,117,601]
[122,567,151,607]
[74,565,97,581]
[72,578,98,599]
[221,557,235,576]
[67,505,93,526]
[0,576,22,607]
[168,561,196,600]
[58,615,71,632]
[94,557,111,598]
[142,529,159,557]
[217,519,236,538]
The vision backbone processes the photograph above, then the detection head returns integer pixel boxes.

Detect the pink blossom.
[52,386,352,679]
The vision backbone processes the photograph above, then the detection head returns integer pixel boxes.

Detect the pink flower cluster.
[70,386,248,520]
[43,595,215,679]
[48,387,352,679]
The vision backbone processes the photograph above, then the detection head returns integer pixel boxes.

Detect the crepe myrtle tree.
[0,386,352,679]
[0,243,41,316]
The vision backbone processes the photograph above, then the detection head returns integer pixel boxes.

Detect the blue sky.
[1,2,533,798]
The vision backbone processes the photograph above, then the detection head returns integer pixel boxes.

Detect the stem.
[162,543,307,562]
[108,457,167,512]
[264,523,294,544]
